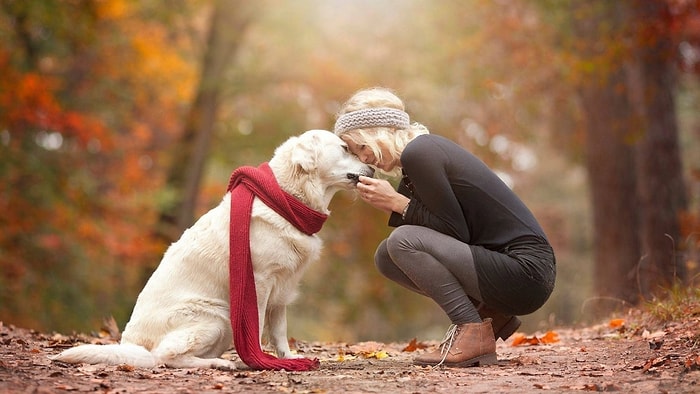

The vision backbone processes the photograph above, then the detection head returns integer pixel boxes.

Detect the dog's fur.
[52,130,373,370]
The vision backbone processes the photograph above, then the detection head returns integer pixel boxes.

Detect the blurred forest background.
[1,0,699,342]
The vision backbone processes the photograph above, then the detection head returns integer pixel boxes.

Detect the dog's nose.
[346,167,374,183]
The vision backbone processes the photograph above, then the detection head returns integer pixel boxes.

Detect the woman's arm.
[400,138,470,241]
[356,176,410,215]
[358,136,471,242]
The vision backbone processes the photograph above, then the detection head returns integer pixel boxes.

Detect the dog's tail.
[50,343,156,368]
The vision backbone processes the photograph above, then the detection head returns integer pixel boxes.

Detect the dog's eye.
[341,145,349,153]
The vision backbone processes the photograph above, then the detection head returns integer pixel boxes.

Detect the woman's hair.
[336,87,429,176]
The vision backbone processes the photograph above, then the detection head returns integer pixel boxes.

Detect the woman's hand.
[357,176,410,214]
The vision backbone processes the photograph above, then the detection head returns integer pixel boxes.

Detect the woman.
[333,87,556,367]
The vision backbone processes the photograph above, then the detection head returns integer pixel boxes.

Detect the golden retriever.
[51,130,373,369]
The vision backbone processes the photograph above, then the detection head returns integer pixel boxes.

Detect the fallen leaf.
[641,330,666,340]
[642,355,671,373]
[683,353,700,371]
[609,318,625,328]
[510,333,522,343]
[510,355,542,365]
[648,340,664,350]
[511,331,559,346]
[402,338,428,352]
[347,341,387,357]
[336,351,357,362]
[117,364,135,372]
[540,331,560,344]
[363,350,388,360]
[335,348,356,362]
[289,337,298,347]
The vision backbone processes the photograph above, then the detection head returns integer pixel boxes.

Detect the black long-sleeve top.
[389,134,548,251]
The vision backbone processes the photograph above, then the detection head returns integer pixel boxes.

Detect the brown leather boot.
[468,296,521,341]
[478,304,521,342]
[413,319,497,367]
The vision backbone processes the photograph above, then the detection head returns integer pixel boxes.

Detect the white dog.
[52,130,373,370]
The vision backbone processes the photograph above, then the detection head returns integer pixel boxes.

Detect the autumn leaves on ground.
[1,297,699,393]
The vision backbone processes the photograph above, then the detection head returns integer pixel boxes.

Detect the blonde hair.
[336,87,429,176]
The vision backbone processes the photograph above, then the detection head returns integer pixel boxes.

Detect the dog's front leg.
[255,281,272,348]
[267,304,300,359]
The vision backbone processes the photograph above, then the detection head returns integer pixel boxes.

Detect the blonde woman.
[334,87,556,367]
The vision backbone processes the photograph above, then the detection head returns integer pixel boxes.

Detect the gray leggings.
[374,225,482,325]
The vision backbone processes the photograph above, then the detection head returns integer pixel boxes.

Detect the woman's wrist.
[395,196,410,218]
[401,200,410,220]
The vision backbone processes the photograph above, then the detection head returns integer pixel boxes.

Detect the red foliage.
[0,54,113,150]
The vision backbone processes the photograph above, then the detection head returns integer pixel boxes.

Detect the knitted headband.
[333,108,410,135]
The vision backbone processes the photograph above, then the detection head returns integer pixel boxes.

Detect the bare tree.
[571,0,688,314]
[572,1,643,312]
[628,0,687,295]
[157,0,257,241]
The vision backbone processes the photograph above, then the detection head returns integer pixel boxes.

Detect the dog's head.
[269,130,374,211]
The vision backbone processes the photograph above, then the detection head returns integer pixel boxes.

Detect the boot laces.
[435,324,459,367]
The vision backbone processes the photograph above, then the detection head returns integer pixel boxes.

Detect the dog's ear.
[290,133,320,173]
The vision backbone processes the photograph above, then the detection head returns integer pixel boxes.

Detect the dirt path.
[1,315,698,393]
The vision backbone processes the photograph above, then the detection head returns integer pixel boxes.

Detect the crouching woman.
[334,87,556,367]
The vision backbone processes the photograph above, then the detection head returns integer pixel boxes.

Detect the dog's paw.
[211,359,237,371]
[280,352,305,360]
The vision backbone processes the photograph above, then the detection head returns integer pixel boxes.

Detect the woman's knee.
[385,225,422,259]
[374,239,395,278]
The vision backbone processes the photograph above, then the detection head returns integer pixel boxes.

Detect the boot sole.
[495,316,521,341]
[413,352,498,368]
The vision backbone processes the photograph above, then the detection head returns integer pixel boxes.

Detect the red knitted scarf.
[227,162,326,371]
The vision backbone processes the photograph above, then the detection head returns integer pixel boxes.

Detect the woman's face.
[341,136,398,172]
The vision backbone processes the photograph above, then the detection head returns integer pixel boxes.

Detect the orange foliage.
[0,1,198,333]
[0,55,113,150]
[95,0,131,20]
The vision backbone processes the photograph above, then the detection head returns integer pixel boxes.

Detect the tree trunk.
[571,0,689,312]
[157,0,256,242]
[572,1,643,313]
[628,0,688,295]
[578,81,643,310]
